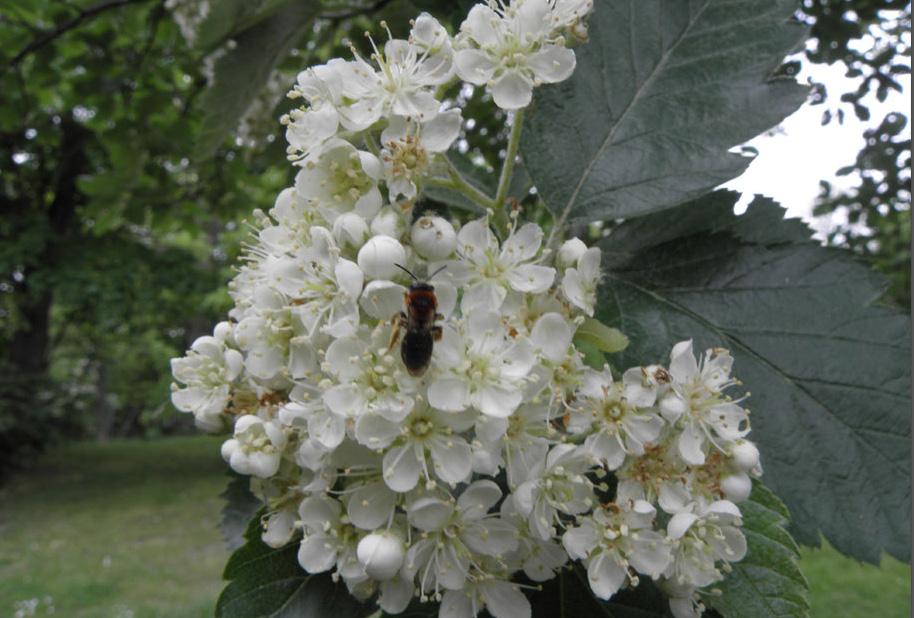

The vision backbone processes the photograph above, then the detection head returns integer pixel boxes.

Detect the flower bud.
[356,532,405,580]
[213,321,234,344]
[557,238,587,268]
[370,207,404,238]
[332,212,369,249]
[720,472,752,502]
[730,440,760,472]
[411,216,457,260]
[358,235,407,280]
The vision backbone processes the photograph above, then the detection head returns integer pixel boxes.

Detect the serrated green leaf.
[597,191,912,564]
[217,513,367,618]
[220,471,263,551]
[195,2,319,158]
[521,0,808,227]
[704,482,809,618]
[575,317,630,353]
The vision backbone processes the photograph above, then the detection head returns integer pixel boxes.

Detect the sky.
[725,54,911,238]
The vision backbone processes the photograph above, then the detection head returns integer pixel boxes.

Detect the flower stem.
[426,165,496,212]
[492,108,525,236]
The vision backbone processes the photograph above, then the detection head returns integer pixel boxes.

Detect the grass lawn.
[0,437,909,617]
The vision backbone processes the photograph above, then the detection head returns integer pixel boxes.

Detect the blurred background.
[0,0,910,616]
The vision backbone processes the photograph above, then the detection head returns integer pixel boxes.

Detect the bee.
[389,264,445,377]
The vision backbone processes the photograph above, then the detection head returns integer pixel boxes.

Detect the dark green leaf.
[704,482,809,618]
[521,0,808,227]
[195,0,298,50]
[196,2,319,158]
[217,513,368,618]
[597,191,912,564]
[220,471,263,551]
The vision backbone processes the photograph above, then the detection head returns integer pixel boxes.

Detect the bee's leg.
[431,325,443,342]
[387,312,407,351]
[434,313,444,321]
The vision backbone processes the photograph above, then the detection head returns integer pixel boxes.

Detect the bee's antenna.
[428,264,448,279]
[394,263,419,282]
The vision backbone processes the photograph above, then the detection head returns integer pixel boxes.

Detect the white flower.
[357,235,408,280]
[221,415,287,478]
[569,366,664,470]
[454,1,576,109]
[321,327,414,436]
[381,406,476,491]
[338,21,453,129]
[265,227,364,340]
[563,486,671,600]
[443,217,555,312]
[381,109,463,204]
[500,497,568,581]
[405,480,518,592]
[297,495,364,581]
[428,311,536,418]
[411,215,458,261]
[659,341,749,465]
[513,443,594,539]
[284,59,348,158]
[561,246,601,316]
[475,402,555,488]
[171,334,243,431]
[665,498,747,588]
[295,138,383,221]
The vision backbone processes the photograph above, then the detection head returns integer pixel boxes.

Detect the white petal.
[530,313,572,362]
[528,45,576,83]
[430,435,473,486]
[360,280,407,320]
[298,533,337,573]
[457,479,502,520]
[586,552,627,600]
[347,482,397,530]
[407,496,454,531]
[428,376,471,412]
[677,422,707,465]
[422,108,463,152]
[440,590,474,618]
[501,223,544,263]
[667,512,699,540]
[562,521,598,560]
[475,384,522,418]
[454,48,495,85]
[382,444,421,492]
[481,581,531,618]
[491,71,533,110]
[506,263,555,294]
[669,340,698,383]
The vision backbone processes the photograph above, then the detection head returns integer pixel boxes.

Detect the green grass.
[0,436,229,618]
[0,437,909,617]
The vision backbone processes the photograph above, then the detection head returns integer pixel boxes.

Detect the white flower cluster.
[170,2,762,617]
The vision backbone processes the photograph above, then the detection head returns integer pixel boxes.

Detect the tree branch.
[10,0,154,67]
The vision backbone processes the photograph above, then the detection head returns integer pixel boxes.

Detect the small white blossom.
[170,333,243,431]
[221,415,287,478]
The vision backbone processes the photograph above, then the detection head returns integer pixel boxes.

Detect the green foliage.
[595,191,911,564]
[220,471,264,551]
[704,482,810,618]
[217,515,367,618]
[814,112,911,308]
[520,0,808,226]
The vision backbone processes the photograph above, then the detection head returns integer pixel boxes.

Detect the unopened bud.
[411,216,457,261]
[358,235,407,280]
[357,532,405,581]
[332,212,369,249]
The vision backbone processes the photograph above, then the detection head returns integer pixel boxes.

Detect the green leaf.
[704,482,809,618]
[521,0,808,227]
[217,514,367,618]
[220,471,263,551]
[597,191,912,564]
[194,0,298,50]
[195,2,319,158]
[575,317,630,353]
